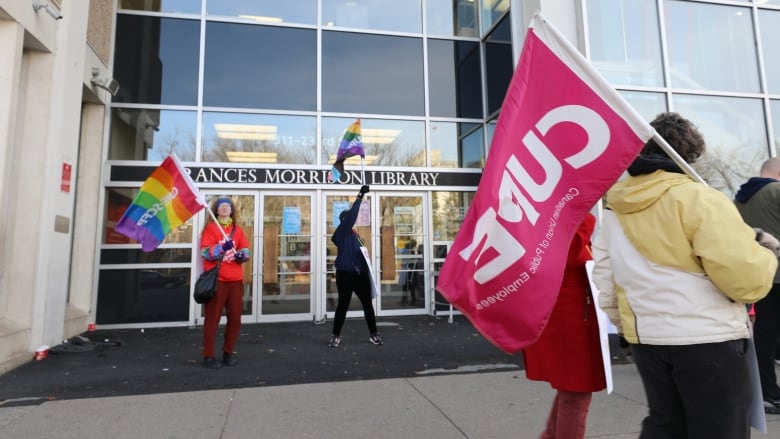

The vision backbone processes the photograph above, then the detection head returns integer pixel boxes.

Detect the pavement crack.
[406,378,471,438]
[219,389,238,438]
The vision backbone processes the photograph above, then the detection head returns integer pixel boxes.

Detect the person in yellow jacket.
[592,112,778,439]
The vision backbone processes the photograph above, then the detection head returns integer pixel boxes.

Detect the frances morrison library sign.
[108,164,482,189]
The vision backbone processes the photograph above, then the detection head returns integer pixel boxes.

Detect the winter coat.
[332,198,369,275]
[592,160,776,345]
[735,178,780,284]
[200,222,250,282]
[523,213,607,392]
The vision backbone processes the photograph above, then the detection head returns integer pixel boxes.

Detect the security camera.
[90,68,121,97]
[33,2,63,20]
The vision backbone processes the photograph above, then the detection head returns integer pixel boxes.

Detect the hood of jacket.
[734,177,778,203]
[607,170,695,215]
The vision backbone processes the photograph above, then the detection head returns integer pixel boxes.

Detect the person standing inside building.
[734,157,780,414]
[523,212,606,439]
[592,112,778,439]
[329,185,383,347]
[200,197,251,369]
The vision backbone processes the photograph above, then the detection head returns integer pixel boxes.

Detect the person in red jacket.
[522,213,606,439]
[200,197,250,369]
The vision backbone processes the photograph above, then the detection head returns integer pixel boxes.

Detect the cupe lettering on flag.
[435,13,654,354]
[115,154,206,252]
[329,119,365,183]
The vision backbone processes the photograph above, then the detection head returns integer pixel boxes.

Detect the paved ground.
[1,315,779,438]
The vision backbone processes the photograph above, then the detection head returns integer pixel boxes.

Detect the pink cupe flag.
[435,13,654,353]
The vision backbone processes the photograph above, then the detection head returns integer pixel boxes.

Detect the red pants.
[539,391,593,439]
[201,280,243,358]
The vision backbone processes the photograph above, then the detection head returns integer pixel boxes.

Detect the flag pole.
[361,157,366,185]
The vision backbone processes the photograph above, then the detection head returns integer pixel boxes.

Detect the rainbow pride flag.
[330,119,365,183]
[115,154,206,252]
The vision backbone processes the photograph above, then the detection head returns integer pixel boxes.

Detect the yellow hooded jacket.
[592,170,777,345]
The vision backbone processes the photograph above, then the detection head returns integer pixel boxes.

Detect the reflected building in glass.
[4,0,780,371]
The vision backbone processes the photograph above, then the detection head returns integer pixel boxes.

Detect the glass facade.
[587,0,780,196]
[100,0,511,325]
[101,0,780,327]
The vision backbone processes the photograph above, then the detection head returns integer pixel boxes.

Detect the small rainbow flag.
[330,119,365,183]
[115,154,206,252]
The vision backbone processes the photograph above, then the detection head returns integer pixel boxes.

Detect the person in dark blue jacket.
[329,184,383,347]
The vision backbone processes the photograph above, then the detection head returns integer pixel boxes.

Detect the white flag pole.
[361,157,366,185]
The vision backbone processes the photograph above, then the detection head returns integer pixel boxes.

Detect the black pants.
[755,283,780,401]
[632,340,752,439]
[332,270,377,336]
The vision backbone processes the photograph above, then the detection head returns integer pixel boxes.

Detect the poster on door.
[282,206,301,234]
[393,206,415,234]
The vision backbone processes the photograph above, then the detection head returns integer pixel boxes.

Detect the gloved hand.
[755,228,780,257]
[235,251,247,263]
[357,185,369,199]
[222,240,235,251]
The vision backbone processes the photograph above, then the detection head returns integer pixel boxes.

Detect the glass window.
[428,39,483,118]
[113,16,200,105]
[103,188,197,245]
[100,249,192,264]
[322,32,424,116]
[202,112,316,164]
[322,117,425,167]
[587,0,664,87]
[429,122,483,168]
[771,100,780,157]
[97,268,191,323]
[481,0,509,36]
[432,191,475,241]
[206,0,316,25]
[664,1,760,93]
[618,91,668,122]
[486,118,497,153]
[108,109,197,161]
[759,10,780,94]
[427,0,479,37]
[484,14,513,116]
[204,23,316,111]
[322,0,422,33]
[118,0,201,13]
[673,94,768,197]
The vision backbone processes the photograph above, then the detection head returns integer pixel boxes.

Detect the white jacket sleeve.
[591,215,622,332]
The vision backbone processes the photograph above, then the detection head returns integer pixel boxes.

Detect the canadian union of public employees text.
[475,187,580,311]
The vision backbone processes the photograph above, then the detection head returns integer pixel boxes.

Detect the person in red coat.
[522,212,606,439]
[200,197,250,369]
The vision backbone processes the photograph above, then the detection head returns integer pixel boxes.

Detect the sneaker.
[203,356,222,369]
[221,352,237,366]
[328,335,341,347]
[369,333,383,345]
[765,401,780,415]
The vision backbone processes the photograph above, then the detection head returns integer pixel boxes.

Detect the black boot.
[222,352,237,366]
[203,356,222,369]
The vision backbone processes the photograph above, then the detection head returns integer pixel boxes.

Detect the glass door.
[259,193,314,320]
[377,194,427,313]
[196,192,258,324]
[323,191,374,319]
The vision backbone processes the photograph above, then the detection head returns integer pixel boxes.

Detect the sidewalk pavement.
[2,316,780,438]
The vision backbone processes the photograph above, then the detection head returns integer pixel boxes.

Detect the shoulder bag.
[193,226,236,304]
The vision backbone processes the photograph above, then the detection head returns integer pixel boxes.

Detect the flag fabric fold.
[330,119,365,183]
[115,154,206,252]
[435,13,654,354]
